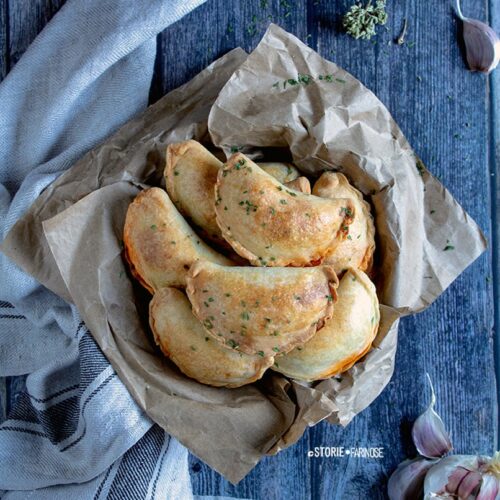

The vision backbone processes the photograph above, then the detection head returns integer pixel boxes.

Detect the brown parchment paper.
[1,25,486,483]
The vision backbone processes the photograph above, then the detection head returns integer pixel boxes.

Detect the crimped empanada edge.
[214,157,355,267]
[149,288,273,388]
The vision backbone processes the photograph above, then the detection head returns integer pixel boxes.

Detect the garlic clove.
[445,466,470,493]
[457,470,483,497]
[424,455,482,498]
[456,0,500,74]
[477,473,500,500]
[387,458,437,500]
[411,375,453,459]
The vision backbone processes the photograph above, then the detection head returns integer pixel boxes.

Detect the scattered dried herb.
[343,0,388,40]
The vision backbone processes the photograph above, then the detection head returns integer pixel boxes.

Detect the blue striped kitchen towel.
[0,0,208,498]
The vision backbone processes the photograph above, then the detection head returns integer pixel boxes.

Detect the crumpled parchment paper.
[1,25,486,483]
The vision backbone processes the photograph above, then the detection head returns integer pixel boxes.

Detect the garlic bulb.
[456,0,500,74]
[388,374,500,500]
[424,453,500,499]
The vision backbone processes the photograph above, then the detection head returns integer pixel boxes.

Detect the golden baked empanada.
[165,140,224,244]
[123,188,232,293]
[284,176,311,194]
[214,153,355,267]
[313,172,375,273]
[186,261,338,357]
[150,287,273,388]
[272,269,379,381]
[258,162,300,184]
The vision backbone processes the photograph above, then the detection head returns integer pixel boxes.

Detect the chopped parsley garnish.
[227,339,239,349]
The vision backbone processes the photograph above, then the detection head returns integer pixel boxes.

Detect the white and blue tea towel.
[0,0,209,498]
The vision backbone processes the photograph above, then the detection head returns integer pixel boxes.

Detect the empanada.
[272,269,379,381]
[165,140,225,245]
[284,176,311,194]
[186,261,338,357]
[313,172,375,273]
[124,188,232,293]
[214,153,355,267]
[150,287,273,388]
[257,162,300,184]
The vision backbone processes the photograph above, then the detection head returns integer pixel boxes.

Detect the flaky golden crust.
[214,154,355,267]
[284,176,311,194]
[272,268,380,381]
[150,288,273,388]
[185,261,339,358]
[165,140,225,245]
[123,188,233,292]
[312,172,376,274]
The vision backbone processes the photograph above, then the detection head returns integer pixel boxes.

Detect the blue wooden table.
[1,0,498,498]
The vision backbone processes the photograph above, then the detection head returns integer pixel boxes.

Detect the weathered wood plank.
[8,0,64,68]
[489,0,500,439]
[0,0,8,80]
[0,377,6,422]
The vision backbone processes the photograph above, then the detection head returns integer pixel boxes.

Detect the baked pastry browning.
[214,153,355,267]
[313,172,375,274]
[272,268,380,381]
[257,162,300,184]
[165,140,225,245]
[284,176,311,194]
[150,288,274,387]
[123,187,233,293]
[186,261,339,357]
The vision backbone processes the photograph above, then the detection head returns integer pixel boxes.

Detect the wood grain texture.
[490,0,500,443]
[0,0,497,498]
[0,0,7,79]
[7,0,64,68]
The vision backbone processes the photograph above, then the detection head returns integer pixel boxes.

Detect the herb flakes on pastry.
[272,268,380,381]
[150,287,273,388]
[312,172,375,274]
[123,187,233,293]
[185,261,339,358]
[214,153,355,267]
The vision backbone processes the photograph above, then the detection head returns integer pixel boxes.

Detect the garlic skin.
[411,375,453,459]
[477,473,500,500]
[424,454,500,499]
[456,0,500,74]
[387,458,437,500]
